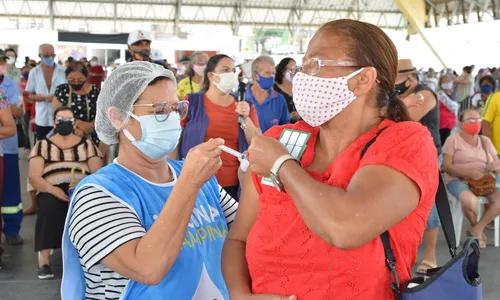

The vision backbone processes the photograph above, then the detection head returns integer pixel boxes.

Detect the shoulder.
[178,77,190,86]
[263,121,316,139]
[371,121,436,154]
[55,83,69,92]
[491,92,500,102]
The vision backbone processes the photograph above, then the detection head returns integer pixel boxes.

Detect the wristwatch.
[269,154,301,192]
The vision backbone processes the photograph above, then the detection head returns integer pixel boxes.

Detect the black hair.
[275,57,295,84]
[65,61,88,78]
[53,106,74,120]
[479,75,496,91]
[5,48,17,58]
[202,54,231,91]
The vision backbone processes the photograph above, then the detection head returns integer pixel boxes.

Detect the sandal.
[466,230,487,248]
[416,259,437,275]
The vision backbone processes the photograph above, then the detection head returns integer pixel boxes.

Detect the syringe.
[218,145,249,172]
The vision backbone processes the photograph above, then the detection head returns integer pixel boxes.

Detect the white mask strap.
[122,112,141,142]
[345,67,365,80]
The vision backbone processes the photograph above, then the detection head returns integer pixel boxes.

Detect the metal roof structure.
[0,0,498,35]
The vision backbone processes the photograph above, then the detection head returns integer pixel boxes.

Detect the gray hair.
[38,44,54,55]
[251,56,275,75]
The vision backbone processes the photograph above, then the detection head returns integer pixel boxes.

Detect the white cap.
[127,30,152,45]
[150,49,162,61]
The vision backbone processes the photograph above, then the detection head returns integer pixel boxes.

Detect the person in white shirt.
[26,44,66,141]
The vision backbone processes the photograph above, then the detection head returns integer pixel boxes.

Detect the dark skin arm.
[482,120,492,139]
[247,136,421,250]
[404,90,436,122]
[222,171,295,300]
[0,107,16,138]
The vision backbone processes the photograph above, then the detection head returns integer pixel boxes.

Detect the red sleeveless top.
[246,119,439,300]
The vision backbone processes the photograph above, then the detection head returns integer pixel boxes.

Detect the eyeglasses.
[133,100,189,122]
[291,58,360,76]
[55,116,75,124]
[463,118,482,124]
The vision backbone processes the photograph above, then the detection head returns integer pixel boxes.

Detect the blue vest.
[61,159,229,300]
[180,92,251,159]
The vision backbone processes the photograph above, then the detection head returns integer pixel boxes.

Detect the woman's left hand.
[235,101,250,119]
[248,136,289,177]
[488,161,500,172]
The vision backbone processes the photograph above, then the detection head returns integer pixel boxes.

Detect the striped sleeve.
[69,185,146,269]
[218,185,238,226]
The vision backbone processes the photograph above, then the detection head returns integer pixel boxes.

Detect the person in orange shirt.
[178,54,261,200]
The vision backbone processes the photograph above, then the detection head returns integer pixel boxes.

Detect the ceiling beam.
[0,13,404,30]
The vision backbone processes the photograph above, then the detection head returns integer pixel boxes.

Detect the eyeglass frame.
[462,118,482,124]
[55,116,75,124]
[132,100,189,122]
[291,58,361,76]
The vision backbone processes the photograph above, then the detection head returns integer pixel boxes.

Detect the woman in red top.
[222,19,439,299]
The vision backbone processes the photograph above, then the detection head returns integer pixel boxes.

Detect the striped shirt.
[68,167,238,300]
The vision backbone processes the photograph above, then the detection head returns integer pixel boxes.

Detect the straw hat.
[397,59,417,74]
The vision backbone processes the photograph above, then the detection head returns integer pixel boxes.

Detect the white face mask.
[6,57,15,65]
[441,82,453,90]
[292,68,364,127]
[212,72,238,94]
[285,71,292,82]
[90,61,97,67]
[193,65,206,76]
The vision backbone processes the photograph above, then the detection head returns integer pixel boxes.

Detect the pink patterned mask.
[292,68,364,127]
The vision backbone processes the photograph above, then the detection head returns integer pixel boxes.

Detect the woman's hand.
[48,186,69,202]
[248,136,289,177]
[487,161,500,172]
[402,93,424,108]
[180,138,224,189]
[235,101,251,119]
[466,170,485,180]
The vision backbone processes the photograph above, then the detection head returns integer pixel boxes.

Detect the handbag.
[361,128,482,300]
[465,136,496,196]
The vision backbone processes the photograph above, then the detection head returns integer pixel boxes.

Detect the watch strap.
[271,154,301,176]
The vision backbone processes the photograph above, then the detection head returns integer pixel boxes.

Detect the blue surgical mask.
[285,71,292,82]
[481,85,494,94]
[256,73,275,90]
[42,56,55,67]
[123,112,182,160]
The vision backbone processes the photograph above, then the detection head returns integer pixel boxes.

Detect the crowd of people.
[0,18,498,299]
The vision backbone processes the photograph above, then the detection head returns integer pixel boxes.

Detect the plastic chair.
[448,192,500,248]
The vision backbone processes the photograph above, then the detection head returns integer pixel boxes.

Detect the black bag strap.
[360,126,457,300]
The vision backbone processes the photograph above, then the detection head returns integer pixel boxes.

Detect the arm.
[87,156,103,174]
[52,95,63,114]
[242,106,262,144]
[278,162,420,249]
[0,107,16,138]
[441,154,474,178]
[405,90,437,122]
[95,139,223,285]
[482,98,496,138]
[242,117,262,144]
[454,75,472,85]
[222,171,259,297]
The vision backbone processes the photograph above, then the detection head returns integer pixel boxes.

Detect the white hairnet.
[96,61,177,145]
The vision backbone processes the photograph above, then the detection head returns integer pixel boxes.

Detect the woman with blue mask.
[274,57,301,123]
[61,61,238,300]
[246,56,291,133]
[470,75,496,112]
